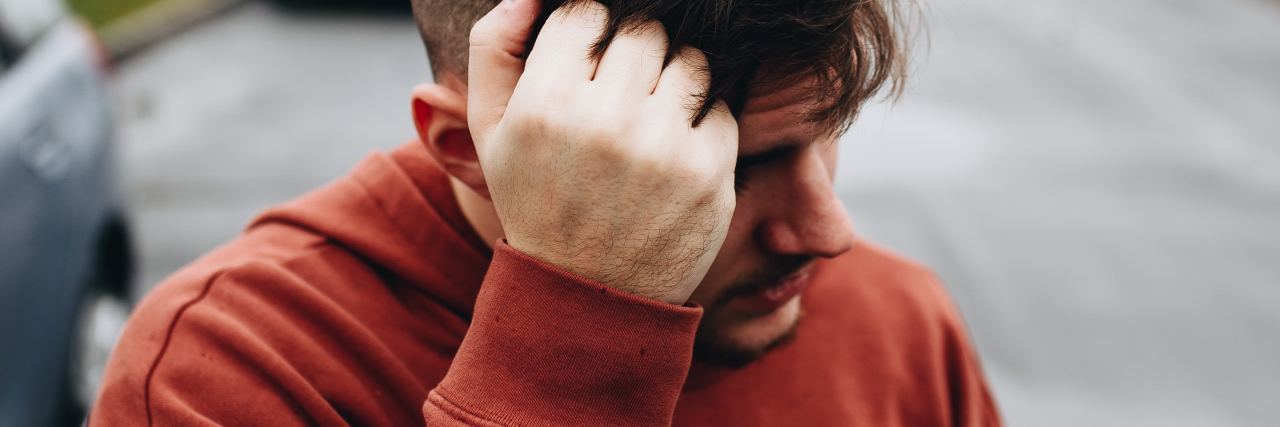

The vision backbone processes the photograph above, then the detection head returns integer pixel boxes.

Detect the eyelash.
[733,144,796,195]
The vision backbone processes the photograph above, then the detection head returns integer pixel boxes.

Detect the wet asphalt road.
[114,0,1280,425]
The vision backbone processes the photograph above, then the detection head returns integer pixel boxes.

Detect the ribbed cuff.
[426,242,703,426]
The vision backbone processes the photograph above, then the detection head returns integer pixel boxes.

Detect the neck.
[450,177,504,249]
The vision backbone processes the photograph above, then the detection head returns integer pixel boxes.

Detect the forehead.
[736,81,834,151]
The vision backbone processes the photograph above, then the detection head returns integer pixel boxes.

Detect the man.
[93,0,1000,425]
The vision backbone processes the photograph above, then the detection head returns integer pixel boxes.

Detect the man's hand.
[467,0,738,305]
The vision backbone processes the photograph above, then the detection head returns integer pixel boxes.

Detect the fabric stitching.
[428,392,492,425]
[432,385,521,426]
[139,241,333,426]
[141,269,228,427]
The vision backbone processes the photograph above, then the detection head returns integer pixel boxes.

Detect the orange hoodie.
[91,142,1000,426]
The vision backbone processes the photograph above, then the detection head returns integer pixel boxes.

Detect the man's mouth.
[731,268,813,313]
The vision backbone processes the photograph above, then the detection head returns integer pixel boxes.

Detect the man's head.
[408,0,911,368]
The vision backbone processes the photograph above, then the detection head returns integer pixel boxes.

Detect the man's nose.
[758,147,856,258]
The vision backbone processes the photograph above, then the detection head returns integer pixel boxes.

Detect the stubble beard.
[692,308,803,368]
[690,255,813,368]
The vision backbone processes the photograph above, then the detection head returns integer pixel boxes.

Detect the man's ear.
[411,83,490,198]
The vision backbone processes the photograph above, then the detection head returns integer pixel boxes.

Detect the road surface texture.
[113,0,1280,425]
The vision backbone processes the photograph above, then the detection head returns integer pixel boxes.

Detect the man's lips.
[732,269,813,313]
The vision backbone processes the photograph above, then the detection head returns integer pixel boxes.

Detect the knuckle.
[545,4,574,25]
[630,19,669,45]
[578,0,610,20]
[676,46,710,70]
[468,18,497,47]
[704,100,738,130]
[552,0,608,27]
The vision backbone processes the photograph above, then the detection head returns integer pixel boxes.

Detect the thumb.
[467,0,541,146]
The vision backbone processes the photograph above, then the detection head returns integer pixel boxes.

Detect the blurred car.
[0,0,133,425]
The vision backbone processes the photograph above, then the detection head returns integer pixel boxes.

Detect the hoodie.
[91,141,1000,426]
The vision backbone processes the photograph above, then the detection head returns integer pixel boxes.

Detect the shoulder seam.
[138,240,332,425]
[141,268,228,427]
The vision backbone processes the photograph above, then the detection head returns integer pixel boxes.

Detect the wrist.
[505,237,691,305]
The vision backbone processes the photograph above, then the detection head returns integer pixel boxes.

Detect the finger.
[523,0,609,85]
[593,20,668,95]
[467,0,542,145]
[654,46,713,123]
[695,99,739,153]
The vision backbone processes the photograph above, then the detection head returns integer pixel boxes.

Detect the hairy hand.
[467,0,738,304]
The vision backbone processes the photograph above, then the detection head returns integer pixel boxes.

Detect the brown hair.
[411,0,913,132]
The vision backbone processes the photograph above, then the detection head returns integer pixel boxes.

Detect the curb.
[98,0,248,60]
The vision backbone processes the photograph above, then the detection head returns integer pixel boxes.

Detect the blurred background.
[0,0,1276,425]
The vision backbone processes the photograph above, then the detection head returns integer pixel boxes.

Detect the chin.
[692,296,803,368]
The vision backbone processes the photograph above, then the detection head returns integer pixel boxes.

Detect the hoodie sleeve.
[423,242,703,426]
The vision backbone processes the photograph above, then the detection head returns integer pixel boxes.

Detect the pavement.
[113,0,1280,425]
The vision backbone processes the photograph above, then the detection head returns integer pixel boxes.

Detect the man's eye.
[733,144,797,195]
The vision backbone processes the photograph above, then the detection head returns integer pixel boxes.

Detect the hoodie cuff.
[424,242,703,426]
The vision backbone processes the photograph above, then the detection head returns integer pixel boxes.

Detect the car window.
[0,0,63,53]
